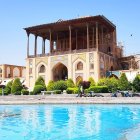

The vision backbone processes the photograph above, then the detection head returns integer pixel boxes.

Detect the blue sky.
[0,0,140,66]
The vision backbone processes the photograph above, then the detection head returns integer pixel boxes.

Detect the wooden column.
[26,32,30,57]
[57,33,58,51]
[42,38,45,54]
[87,24,89,50]
[49,30,52,53]
[76,30,78,50]
[101,26,104,44]
[69,26,72,52]
[92,27,94,48]
[34,35,37,56]
[96,22,99,51]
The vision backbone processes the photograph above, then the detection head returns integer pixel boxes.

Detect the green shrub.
[47,80,55,91]
[98,77,118,92]
[54,90,62,94]
[14,91,21,95]
[4,80,13,94]
[66,87,79,94]
[53,80,67,91]
[0,88,10,95]
[11,78,23,94]
[88,77,96,86]
[66,79,75,88]
[118,73,129,91]
[88,86,108,93]
[29,91,34,95]
[132,74,140,92]
[33,85,45,95]
[21,89,29,95]
[35,76,46,90]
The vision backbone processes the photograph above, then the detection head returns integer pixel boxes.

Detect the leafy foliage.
[98,77,118,92]
[118,73,129,91]
[47,80,55,91]
[66,79,75,88]
[53,80,67,91]
[88,77,96,86]
[35,76,46,90]
[132,74,140,92]
[80,81,91,89]
[33,85,45,95]
[4,80,13,94]
[88,86,109,93]
[66,87,79,94]
[21,89,29,95]
[11,78,23,94]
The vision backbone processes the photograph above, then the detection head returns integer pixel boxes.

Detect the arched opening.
[110,66,114,71]
[77,61,83,70]
[39,65,46,73]
[52,63,68,81]
[108,46,111,53]
[0,68,2,73]
[76,76,83,84]
[13,67,20,77]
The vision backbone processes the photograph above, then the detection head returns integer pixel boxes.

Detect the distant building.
[118,54,140,70]
[0,64,26,84]
[107,54,140,81]
[24,15,123,88]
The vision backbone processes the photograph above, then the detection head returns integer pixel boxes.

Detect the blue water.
[0,105,140,140]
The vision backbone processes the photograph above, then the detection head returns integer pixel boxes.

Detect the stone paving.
[0,94,140,104]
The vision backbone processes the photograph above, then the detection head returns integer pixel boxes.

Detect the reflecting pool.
[0,105,140,140]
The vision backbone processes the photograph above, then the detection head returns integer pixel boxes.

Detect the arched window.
[77,62,83,70]
[76,76,83,84]
[0,68,2,73]
[13,67,20,77]
[39,65,45,73]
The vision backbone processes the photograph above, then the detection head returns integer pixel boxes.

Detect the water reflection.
[0,105,140,140]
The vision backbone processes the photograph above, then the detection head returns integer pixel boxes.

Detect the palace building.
[0,64,26,84]
[24,15,123,88]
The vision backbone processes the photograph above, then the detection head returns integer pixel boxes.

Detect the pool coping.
[1,95,140,104]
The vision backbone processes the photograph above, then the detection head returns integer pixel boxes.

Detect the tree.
[118,73,129,91]
[47,80,55,91]
[98,77,118,92]
[11,78,23,94]
[132,74,140,92]
[35,76,46,90]
[66,79,75,88]
[5,80,13,94]
[88,77,96,86]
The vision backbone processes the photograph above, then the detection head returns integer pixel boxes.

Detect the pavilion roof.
[24,15,116,39]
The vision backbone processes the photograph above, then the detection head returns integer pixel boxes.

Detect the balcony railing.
[28,48,97,58]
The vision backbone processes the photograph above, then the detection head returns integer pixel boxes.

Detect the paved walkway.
[1,95,140,104]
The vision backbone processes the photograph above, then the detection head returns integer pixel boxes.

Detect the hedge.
[53,80,67,91]
[66,87,79,94]
[88,86,109,93]
[33,85,45,95]
[21,89,29,95]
